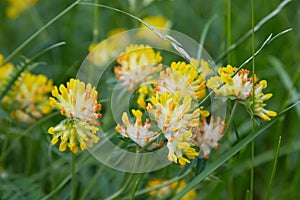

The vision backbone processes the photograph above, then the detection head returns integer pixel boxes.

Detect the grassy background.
[0,0,300,199]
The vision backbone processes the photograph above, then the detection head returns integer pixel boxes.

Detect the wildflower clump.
[114,44,162,91]
[1,54,53,123]
[114,43,277,167]
[207,65,277,121]
[115,109,160,148]
[48,78,102,153]
[147,179,196,200]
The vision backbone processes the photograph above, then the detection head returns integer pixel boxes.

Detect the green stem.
[265,136,281,200]
[70,153,76,200]
[130,174,144,200]
[250,0,255,199]
[79,164,104,200]
[226,0,232,63]
[2,0,82,64]
[93,0,100,44]
[0,131,9,168]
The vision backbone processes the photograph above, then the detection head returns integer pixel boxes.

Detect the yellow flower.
[115,109,160,148]
[147,179,196,200]
[147,91,200,136]
[247,80,277,121]
[4,71,53,123]
[0,54,15,93]
[190,58,212,79]
[49,78,102,125]
[114,44,162,91]
[136,85,151,109]
[147,91,201,165]
[137,15,172,47]
[6,0,38,19]
[141,15,172,29]
[155,61,206,99]
[207,65,254,100]
[192,116,225,158]
[48,118,99,153]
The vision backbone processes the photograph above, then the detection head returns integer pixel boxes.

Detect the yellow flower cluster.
[1,54,53,123]
[6,0,38,19]
[114,45,226,166]
[115,109,161,148]
[147,179,196,200]
[114,44,162,91]
[154,61,206,99]
[48,78,102,153]
[207,65,277,121]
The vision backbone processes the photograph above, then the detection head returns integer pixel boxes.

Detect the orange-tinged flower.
[114,44,162,91]
[49,78,102,125]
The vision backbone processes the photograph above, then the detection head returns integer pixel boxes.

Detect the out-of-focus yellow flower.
[1,58,53,123]
[114,44,162,91]
[136,85,151,109]
[147,179,196,200]
[247,80,277,121]
[190,58,212,79]
[115,109,161,148]
[88,28,129,67]
[155,61,206,99]
[141,15,172,29]
[6,0,38,19]
[88,40,119,67]
[49,78,102,125]
[0,54,15,94]
[192,116,225,158]
[137,15,172,47]
[48,118,99,153]
[107,28,127,37]
[7,72,53,123]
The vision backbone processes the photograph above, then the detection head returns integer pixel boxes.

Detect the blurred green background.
[0,0,300,199]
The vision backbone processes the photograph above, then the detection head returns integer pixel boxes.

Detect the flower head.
[147,179,196,200]
[155,61,206,99]
[8,72,53,123]
[115,109,160,148]
[0,54,15,93]
[207,65,254,100]
[247,80,277,121]
[192,116,225,158]
[48,118,99,153]
[147,91,202,165]
[49,78,102,125]
[6,0,38,19]
[114,44,162,90]
[190,58,212,79]
[147,91,201,137]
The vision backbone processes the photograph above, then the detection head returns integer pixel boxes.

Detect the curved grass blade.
[269,56,300,118]
[0,42,65,103]
[79,2,192,61]
[215,0,292,63]
[172,101,299,200]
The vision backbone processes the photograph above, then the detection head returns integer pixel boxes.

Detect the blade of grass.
[196,15,217,63]
[250,0,256,198]
[172,102,299,200]
[215,0,292,63]
[265,136,281,200]
[2,0,81,64]
[268,56,300,118]
[0,42,65,103]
